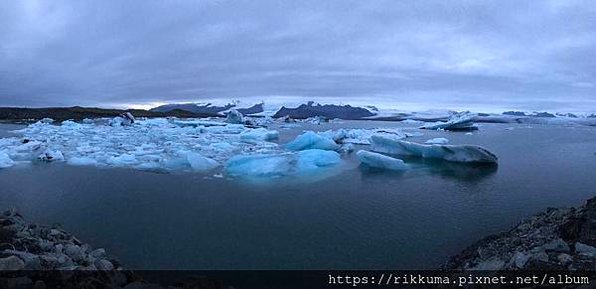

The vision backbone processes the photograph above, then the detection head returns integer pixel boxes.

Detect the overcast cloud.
[0,0,595,111]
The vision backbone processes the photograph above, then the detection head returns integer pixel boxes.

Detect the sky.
[0,0,595,112]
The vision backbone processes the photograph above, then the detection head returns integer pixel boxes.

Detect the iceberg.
[225,149,341,178]
[67,156,98,166]
[38,149,65,162]
[240,128,279,141]
[371,135,497,163]
[107,153,138,166]
[186,152,219,171]
[356,150,408,171]
[425,137,449,144]
[0,152,15,168]
[109,112,135,126]
[421,111,477,131]
[225,109,244,124]
[317,128,408,145]
[285,131,340,151]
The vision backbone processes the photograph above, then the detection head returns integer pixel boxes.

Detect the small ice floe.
[225,109,244,124]
[173,119,227,127]
[465,132,473,135]
[304,116,328,125]
[0,151,15,168]
[400,119,423,124]
[109,112,135,126]
[356,150,408,171]
[285,131,340,151]
[38,149,64,162]
[61,120,83,129]
[40,118,55,124]
[185,152,219,172]
[67,156,97,166]
[339,143,354,154]
[225,149,341,178]
[505,127,515,130]
[421,111,478,131]
[317,128,408,145]
[240,128,279,141]
[371,135,497,163]
[425,137,449,145]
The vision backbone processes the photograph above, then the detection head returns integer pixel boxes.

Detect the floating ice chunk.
[82,118,94,124]
[225,109,244,124]
[109,113,135,126]
[356,150,408,171]
[225,149,341,178]
[40,118,54,124]
[295,149,341,171]
[318,128,407,145]
[109,117,127,127]
[425,138,449,144]
[0,152,15,168]
[304,116,327,124]
[285,131,340,151]
[371,135,497,163]
[203,124,245,134]
[123,112,135,123]
[421,111,477,131]
[400,119,423,124]
[38,149,64,162]
[339,143,355,154]
[252,116,274,126]
[186,152,219,171]
[107,153,137,166]
[67,156,97,166]
[240,128,279,141]
[61,120,82,128]
[173,119,227,127]
[280,123,301,129]
[226,153,291,177]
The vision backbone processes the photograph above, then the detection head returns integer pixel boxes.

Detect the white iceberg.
[172,119,227,127]
[61,120,82,129]
[285,131,340,151]
[240,128,279,141]
[425,137,449,144]
[0,152,15,168]
[67,156,98,166]
[107,153,138,166]
[38,149,64,162]
[186,152,219,171]
[356,150,408,171]
[225,149,341,178]
[317,128,408,145]
[39,118,54,124]
[421,111,477,131]
[109,112,135,126]
[371,135,497,163]
[225,109,244,124]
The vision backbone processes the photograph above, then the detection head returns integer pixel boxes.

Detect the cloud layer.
[0,0,595,111]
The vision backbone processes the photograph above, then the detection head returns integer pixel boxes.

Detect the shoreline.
[445,197,596,270]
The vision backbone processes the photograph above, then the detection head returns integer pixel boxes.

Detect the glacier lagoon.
[1,120,596,269]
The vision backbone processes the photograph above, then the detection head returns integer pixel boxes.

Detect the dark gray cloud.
[0,0,594,111]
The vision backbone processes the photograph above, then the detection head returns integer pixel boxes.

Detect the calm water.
[1,121,596,269]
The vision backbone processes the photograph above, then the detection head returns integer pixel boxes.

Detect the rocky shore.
[0,210,228,289]
[445,197,596,271]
